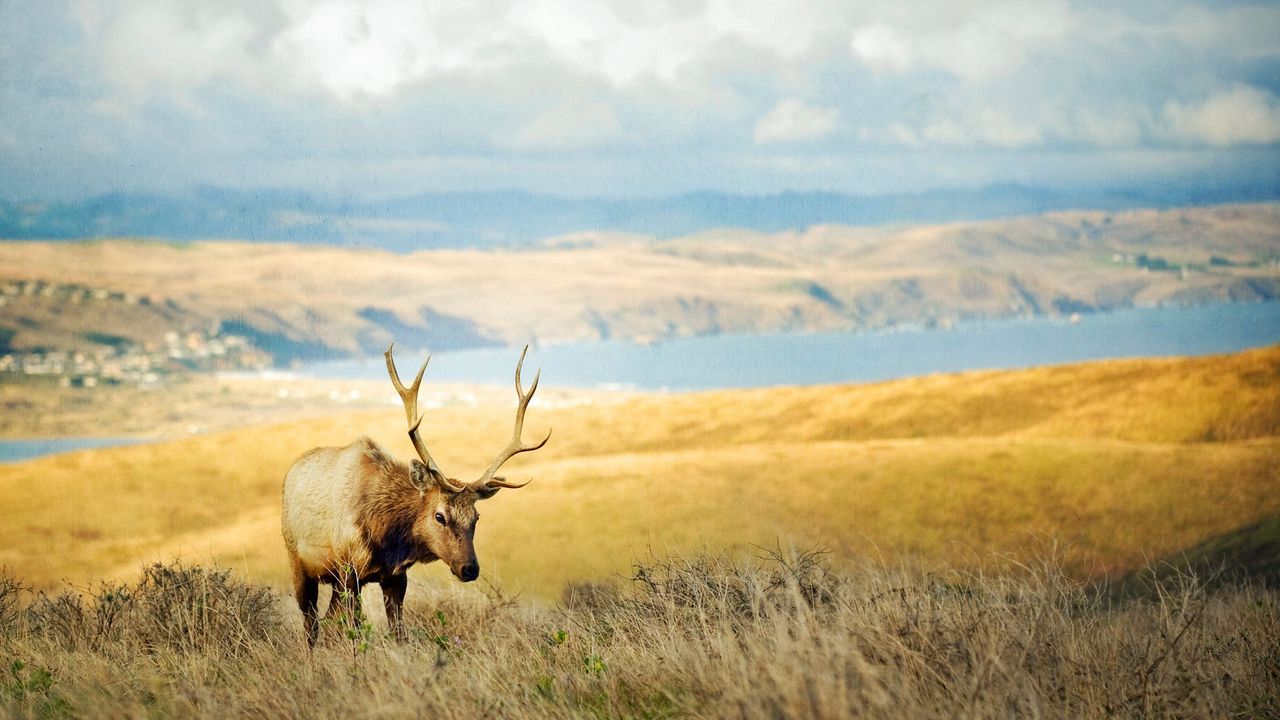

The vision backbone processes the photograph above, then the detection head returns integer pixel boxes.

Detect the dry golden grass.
[1,346,1277,598]
[0,374,625,439]
[0,376,391,439]
[0,552,1276,719]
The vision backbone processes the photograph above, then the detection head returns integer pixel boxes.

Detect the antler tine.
[475,345,551,489]
[385,343,428,428]
[482,476,535,489]
[384,344,464,491]
[514,344,535,396]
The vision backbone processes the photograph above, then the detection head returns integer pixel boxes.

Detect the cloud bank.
[1,0,1277,199]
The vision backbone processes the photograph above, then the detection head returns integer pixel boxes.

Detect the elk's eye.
[435,512,446,525]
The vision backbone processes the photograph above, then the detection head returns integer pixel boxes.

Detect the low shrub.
[18,562,274,656]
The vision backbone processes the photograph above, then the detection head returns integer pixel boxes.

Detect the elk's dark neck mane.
[354,438,432,573]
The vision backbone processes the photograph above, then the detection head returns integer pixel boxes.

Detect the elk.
[281,344,549,646]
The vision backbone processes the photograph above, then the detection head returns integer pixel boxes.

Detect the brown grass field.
[0,345,1276,598]
[0,346,1278,717]
[1,552,1276,718]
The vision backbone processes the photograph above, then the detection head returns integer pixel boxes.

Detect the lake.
[5,302,1278,463]
[300,301,1280,391]
[0,437,148,464]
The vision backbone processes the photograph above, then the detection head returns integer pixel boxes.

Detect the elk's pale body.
[282,442,379,579]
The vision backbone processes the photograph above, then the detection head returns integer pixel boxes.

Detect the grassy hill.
[2,203,1277,362]
[0,346,1277,597]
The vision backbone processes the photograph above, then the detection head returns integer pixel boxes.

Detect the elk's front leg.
[325,568,364,631]
[381,573,408,642]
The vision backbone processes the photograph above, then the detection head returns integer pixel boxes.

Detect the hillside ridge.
[1,203,1277,370]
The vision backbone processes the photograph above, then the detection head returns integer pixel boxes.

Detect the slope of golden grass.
[1,347,1277,596]
[0,374,627,439]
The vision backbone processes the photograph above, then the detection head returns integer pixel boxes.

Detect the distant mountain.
[3,182,1278,251]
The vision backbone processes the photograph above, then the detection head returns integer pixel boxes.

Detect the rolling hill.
[1,345,1276,597]
[1,203,1277,364]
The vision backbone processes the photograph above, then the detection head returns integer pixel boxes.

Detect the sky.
[1,0,1278,201]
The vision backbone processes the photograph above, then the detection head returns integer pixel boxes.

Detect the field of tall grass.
[1,346,1278,716]
[1,346,1276,596]
[1,550,1275,719]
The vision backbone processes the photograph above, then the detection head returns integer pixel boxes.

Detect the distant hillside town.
[0,332,270,386]
[0,279,271,385]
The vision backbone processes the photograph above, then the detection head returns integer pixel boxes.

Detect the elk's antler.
[474,345,551,490]
[385,344,467,492]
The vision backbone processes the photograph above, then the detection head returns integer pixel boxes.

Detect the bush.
[131,562,276,654]
[625,546,840,623]
[20,562,274,655]
[0,573,22,636]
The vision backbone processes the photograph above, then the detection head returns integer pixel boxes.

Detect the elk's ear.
[409,460,444,492]
[475,482,501,501]
[412,459,461,494]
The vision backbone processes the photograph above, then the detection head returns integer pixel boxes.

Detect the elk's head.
[387,344,550,583]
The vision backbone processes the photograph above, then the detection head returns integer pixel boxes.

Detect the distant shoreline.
[295,301,1280,391]
[4,303,1276,461]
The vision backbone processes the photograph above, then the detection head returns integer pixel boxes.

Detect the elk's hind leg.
[381,573,408,642]
[291,560,320,648]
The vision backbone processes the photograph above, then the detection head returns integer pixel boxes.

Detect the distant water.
[300,302,1280,391]
[4,302,1276,464]
[0,437,147,464]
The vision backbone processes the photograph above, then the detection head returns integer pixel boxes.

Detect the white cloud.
[1163,85,1280,146]
[83,0,516,101]
[970,108,1043,148]
[507,2,704,85]
[264,0,516,101]
[753,99,839,144]
[8,0,1277,201]
[270,1,434,100]
[81,0,841,100]
[850,25,913,73]
[506,0,830,86]
[850,0,1075,81]
[703,0,829,59]
[888,124,921,147]
[97,1,261,93]
[876,102,1043,150]
[1130,5,1280,59]
[505,102,623,151]
[1068,106,1147,148]
[920,119,970,146]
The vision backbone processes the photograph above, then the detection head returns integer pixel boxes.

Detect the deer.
[281,344,549,646]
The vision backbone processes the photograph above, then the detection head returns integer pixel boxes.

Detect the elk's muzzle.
[458,562,479,582]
